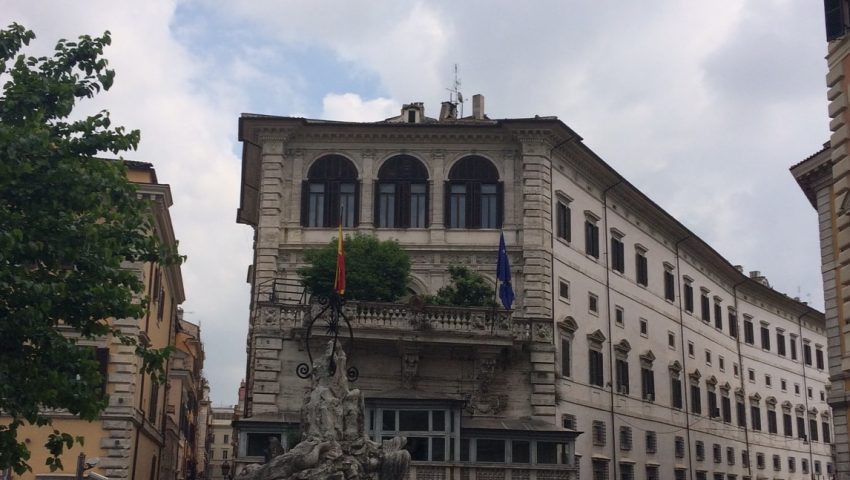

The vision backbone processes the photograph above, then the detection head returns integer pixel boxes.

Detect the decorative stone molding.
[782,401,793,411]
[557,316,578,335]
[735,387,745,399]
[795,404,806,413]
[614,339,631,355]
[532,321,554,343]
[587,329,606,347]
[706,376,718,388]
[720,382,731,394]
[766,396,777,407]
[750,392,761,403]
[639,350,655,367]
[669,360,682,374]
[689,369,701,382]
[400,348,420,389]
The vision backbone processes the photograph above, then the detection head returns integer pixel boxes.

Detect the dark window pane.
[536,442,559,464]
[399,410,429,431]
[410,183,426,228]
[512,440,530,464]
[432,437,446,461]
[481,184,498,228]
[378,183,395,228]
[382,410,396,431]
[450,184,466,228]
[432,410,446,432]
[476,439,506,463]
[406,436,429,461]
[460,439,470,461]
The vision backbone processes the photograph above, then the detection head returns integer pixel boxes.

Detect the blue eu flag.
[496,232,514,310]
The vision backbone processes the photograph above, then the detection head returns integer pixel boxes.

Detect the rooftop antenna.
[445,63,464,118]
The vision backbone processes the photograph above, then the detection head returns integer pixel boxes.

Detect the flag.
[333,222,345,295]
[496,232,514,310]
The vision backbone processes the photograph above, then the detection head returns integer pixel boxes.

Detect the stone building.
[1,161,186,479]
[235,98,833,480]
[207,407,236,480]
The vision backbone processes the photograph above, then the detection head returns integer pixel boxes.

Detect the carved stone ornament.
[809,406,819,415]
[749,392,761,403]
[533,322,554,343]
[719,382,731,394]
[639,350,656,365]
[557,316,578,335]
[706,376,718,388]
[240,342,410,480]
[476,357,499,394]
[668,360,682,374]
[587,329,607,346]
[782,401,793,411]
[400,350,420,389]
[689,369,701,382]
[795,404,806,413]
[766,396,777,407]
[735,387,745,399]
[614,339,631,355]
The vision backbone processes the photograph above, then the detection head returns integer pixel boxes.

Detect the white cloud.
[321,93,399,121]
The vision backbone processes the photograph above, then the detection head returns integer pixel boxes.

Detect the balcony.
[405,463,577,480]
[254,301,551,347]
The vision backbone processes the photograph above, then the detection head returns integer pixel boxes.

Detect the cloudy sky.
[3,1,830,406]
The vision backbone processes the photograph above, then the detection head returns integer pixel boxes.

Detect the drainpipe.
[601,180,622,479]
[674,236,696,480]
[731,280,752,479]
[797,308,816,476]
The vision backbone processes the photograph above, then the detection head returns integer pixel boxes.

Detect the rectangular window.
[756,453,765,469]
[480,184,498,228]
[378,183,396,228]
[737,400,746,427]
[620,426,632,451]
[789,457,796,472]
[585,221,600,258]
[684,282,694,312]
[616,359,630,395]
[619,463,634,480]
[776,331,786,356]
[726,446,735,465]
[611,237,625,273]
[713,443,721,463]
[765,374,771,387]
[308,183,325,227]
[671,377,683,409]
[708,390,718,418]
[449,184,466,228]
[742,450,749,467]
[691,384,702,414]
[645,431,657,454]
[641,367,655,401]
[714,302,722,329]
[646,465,659,480]
[810,418,819,442]
[589,350,604,387]
[802,459,809,474]
[560,338,571,377]
[721,396,732,423]
[675,436,685,458]
[804,343,812,365]
[593,459,609,480]
[728,311,738,338]
[512,441,530,464]
[751,405,761,431]
[695,441,705,461]
[592,420,606,446]
[615,306,624,326]
[748,369,755,382]
[784,413,793,437]
[700,293,710,321]
[760,325,770,350]
[668,332,676,349]
[636,251,648,286]
[790,335,798,359]
[675,469,686,480]
[823,421,831,443]
[562,414,577,430]
[639,318,648,336]
[718,356,725,371]
[744,318,754,344]
[664,270,675,301]
[767,410,777,434]
[688,341,695,357]
[816,348,825,369]
[559,280,570,301]
[410,183,427,228]
[556,201,571,242]
[705,350,712,366]
[773,454,781,471]
[476,438,505,462]
[589,293,599,314]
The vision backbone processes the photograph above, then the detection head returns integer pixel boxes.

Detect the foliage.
[0,24,182,473]
[297,234,410,302]
[425,265,496,308]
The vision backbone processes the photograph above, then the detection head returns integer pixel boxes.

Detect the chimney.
[749,271,760,279]
[439,101,457,121]
[733,265,744,273]
[749,270,770,287]
[472,94,485,120]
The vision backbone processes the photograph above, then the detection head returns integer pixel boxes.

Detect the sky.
[2,0,831,407]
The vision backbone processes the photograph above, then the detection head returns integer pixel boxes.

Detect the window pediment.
[669,360,682,373]
[640,350,656,365]
[719,382,731,394]
[557,316,578,335]
[765,396,777,407]
[689,369,701,382]
[587,329,606,346]
[750,392,761,403]
[781,401,793,411]
[795,404,806,413]
[706,376,718,387]
[614,339,631,355]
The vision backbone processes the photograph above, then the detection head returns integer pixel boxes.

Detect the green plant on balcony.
[425,265,497,308]
[297,233,410,302]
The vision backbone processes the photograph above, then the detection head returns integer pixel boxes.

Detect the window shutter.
[398,182,409,228]
[425,182,431,227]
[444,181,451,228]
[96,347,110,396]
[374,181,381,227]
[496,181,504,228]
[326,181,338,227]
[301,181,310,226]
[565,206,571,242]
[354,181,361,226]
[469,182,481,228]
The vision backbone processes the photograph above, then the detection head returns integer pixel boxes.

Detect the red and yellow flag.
[333,223,345,295]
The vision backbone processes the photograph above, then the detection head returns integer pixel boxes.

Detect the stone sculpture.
[240,342,411,480]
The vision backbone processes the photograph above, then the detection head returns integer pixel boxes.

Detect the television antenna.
[446,63,464,118]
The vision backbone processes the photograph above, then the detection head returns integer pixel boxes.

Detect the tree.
[426,265,496,308]
[0,24,182,473]
[297,234,410,302]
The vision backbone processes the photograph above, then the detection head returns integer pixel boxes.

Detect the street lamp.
[220,460,231,479]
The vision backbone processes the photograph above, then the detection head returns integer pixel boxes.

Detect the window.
[671,376,683,409]
[675,469,687,480]
[767,409,777,434]
[475,439,505,462]
[790,334,798,360]
[765,374,771,387]
[589,349,604,387]
[815,460,822,475]
[562,414,577,430]
[802,458,809,474]
[810,418,819,442]
[721,395,732,423]
[788,457,796,472]
[558,280,570,301]
[592,420,606,446]
[615,306,625,327]
[636,249,648,286]
[760,324,770,350]
[611,236,625,273]
[797,415,806,439]
[773,454,781,471]
[556,200,571,242]
[645,431,657,454]
[776,331,786,356]
[743,317,754,344]
[728,311,738,338]
[705,350,712,366]
[376,156,431,227]
[781,379,787,391]
[737,398,746,427]
[592,459,609,480]
[795,383,801,395]
[823,419,832,443]
[695,441,705,461]
[804,342,812,365]
[748,369,755,382]
[668,331,676,348]
[741,450,749,467]
[714,300,722,329]
[700,292,710,322]
[751,404,761,431]
[148,383,159,423]
[585,219,600,258]
[684,281,694,312]
[646,465,659,480]
[446,156,502,229]
[664,268,675,301]
[615,358,630,395]
[726,446,735,465]
[688,341,695,358]
[718,356,725,372]
[821,390,826,401]
[589,293,599,314]
[302,155,359,227]
[808,386,813,398]
[674,436,685,458]
[619,462,634,480]
[223,434,230,444]
[756,452,765,469]
[222,449,228,460]
[816,347,825,369]
[713,443,721,463]
[619,426,632,451]
[733,363,739,377]
[708,389,718,418]
[691,384,702,414]
[368,408,454,461]
[641,367,655,401]
[560,337,571,377]
[783,412,793,437]
[639,318,648,336]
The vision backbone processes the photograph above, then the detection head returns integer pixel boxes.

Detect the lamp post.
[220,460,231,479]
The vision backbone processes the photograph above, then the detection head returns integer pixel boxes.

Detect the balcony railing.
[405,463,577,480]
[255,301,553,345]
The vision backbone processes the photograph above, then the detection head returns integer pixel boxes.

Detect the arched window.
[301,155,359,227]
[375,155,429,228]
[446,156,502,229]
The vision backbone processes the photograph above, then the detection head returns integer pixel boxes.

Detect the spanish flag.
[333,223,345,295]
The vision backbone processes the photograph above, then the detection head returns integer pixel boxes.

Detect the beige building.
[236,98,832,480]
[207,407,235,480]
[1,161,185,480]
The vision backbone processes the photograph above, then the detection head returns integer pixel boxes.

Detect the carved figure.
[240,342,410,480]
